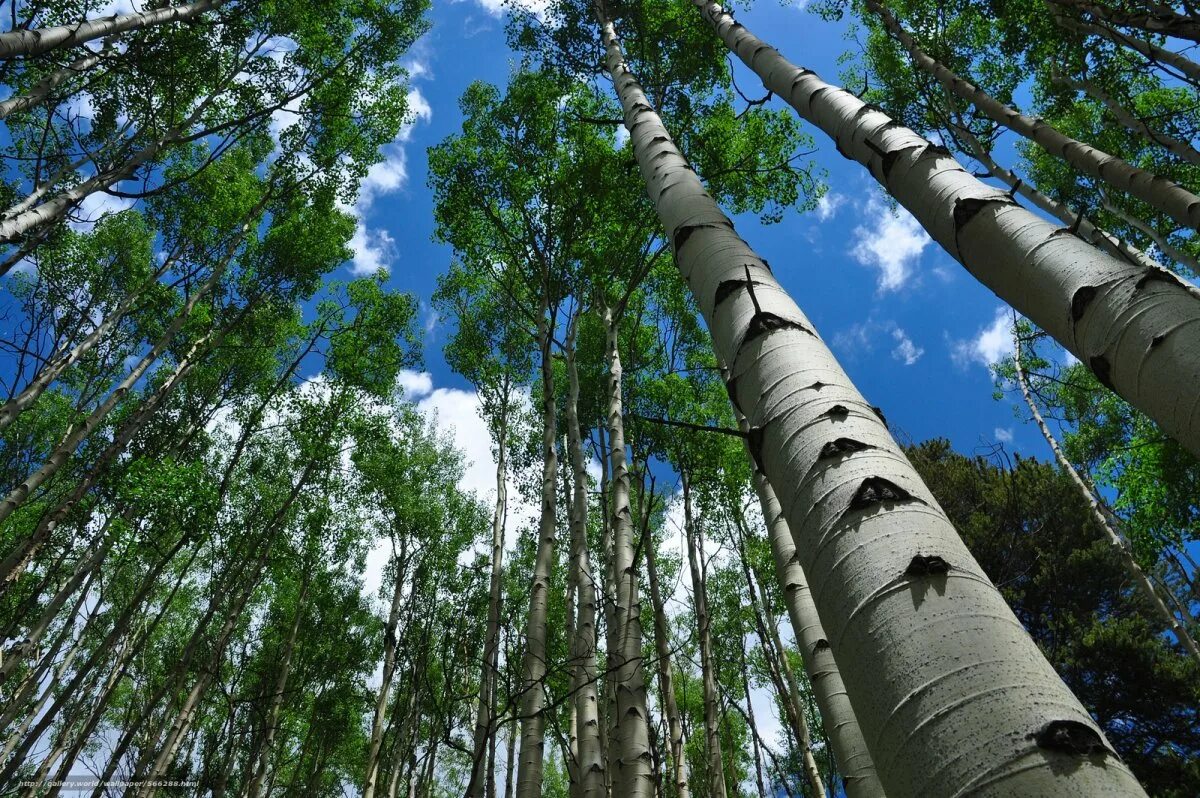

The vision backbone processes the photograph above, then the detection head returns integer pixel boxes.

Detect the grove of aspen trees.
[0,0,1196,796]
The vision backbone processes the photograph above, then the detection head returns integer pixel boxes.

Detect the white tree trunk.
[599,305,654,798]
[603,5,1147,795]
[566,330,608,798]
[0,49,105,119]
[693,0,1200,460]
[0,0,222,59]
[515,315,560,798]
[1014,332,1200,659]
[868,0,1200,233]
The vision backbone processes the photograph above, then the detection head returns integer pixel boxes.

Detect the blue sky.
[351,0,1048,465]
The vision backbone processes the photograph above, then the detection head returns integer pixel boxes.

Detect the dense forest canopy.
[0,0,1196,796]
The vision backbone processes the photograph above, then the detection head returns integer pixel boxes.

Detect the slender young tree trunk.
[0,47,107,119]
[747,469,886,797]
[1101,197,1200,275]
[466,391,511,798]
[504,723,517,798]
[868,0,1200,233]
[739,645,769,798]
[1053,72,1200,167]
[0,0,223,59]
[565,323,608,798]
[736,527,826,798]
[946,117,1162,273]
[691,0,1200,460]
[643,544,689,798]
[598,304,654,798]
[1049,0,1200,41]
[246,576,311,798]
[366,557,412,798]
[1014,331,1200,659]
[604,6,1147,795]
[595,424,618,798]
[515,311,560,798]
[0,226,245,527]
[679,470,726,798]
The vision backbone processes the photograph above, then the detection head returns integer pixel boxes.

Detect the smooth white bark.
[1014,332,1200,659]
[869,0,1200,234]
[0,0,222,59]
[607,5,1147,795]
[695,0,1200,460]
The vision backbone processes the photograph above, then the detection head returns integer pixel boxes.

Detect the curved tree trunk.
[1013,331,1200,659]
[605,5,1147,795]
[692,0,1200,460]
[1051,12,1200,85]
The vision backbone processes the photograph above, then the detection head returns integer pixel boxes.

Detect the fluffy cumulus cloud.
[890,327,924,365]
[815,191,846,221]
[460,0,552,18]
[951,307,1016,368]
[343,87,433,276]
[994,427,1014,443]
[850,195,931,292]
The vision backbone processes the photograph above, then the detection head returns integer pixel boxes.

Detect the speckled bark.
[869,0,1200,234]
[694,0,1200,460]
[606,5,1148,795]
[0,0,222,59]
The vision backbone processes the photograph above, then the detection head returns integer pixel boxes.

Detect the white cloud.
[347,223,395,277]
[850,195,931,292]
[994,427,1014,443]
[615,123,630,150]
[69,188,135,232]
[397,370,434,399]
[951,307,1015,368]
[890,327,924,365]
[834,318,923,366]
[458,0,551,18]
[815,191,845,221]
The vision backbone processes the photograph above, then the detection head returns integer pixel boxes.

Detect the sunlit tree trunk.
[1013,330,1200,659]
[603,5,1147,795]
[868,0,1200,234]
[692,0,1200,460]
[599,304,653,798]
[515,309,560,798]
[566,322,607,798]
[0,0,223,59]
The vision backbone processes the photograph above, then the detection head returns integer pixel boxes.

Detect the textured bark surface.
[1052,12,1200,84]
[0,49,104,119]
[695,0,1200,460]
[565,336,607,798]
[606,5,1148,795]
[515,318,560,798]
[869,0,1200,234]
[1014,333,1200,659]
[599,306,653,798]
[744,451,883,798]
[0,0,222,59]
